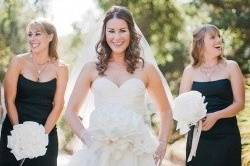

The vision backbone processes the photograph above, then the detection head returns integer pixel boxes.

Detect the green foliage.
[0,37,11,80]
[238,77,250,166]
[57,115,74,151]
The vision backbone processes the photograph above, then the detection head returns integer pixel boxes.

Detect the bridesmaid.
[0,19,68,166]
[180,24,244,166]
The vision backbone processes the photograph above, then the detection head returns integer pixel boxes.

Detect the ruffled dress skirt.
[68,105,158,166]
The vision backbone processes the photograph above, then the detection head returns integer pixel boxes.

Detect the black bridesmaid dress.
[186,79,241,166]
[0,74,58,166]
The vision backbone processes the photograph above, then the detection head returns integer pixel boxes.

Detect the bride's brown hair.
[95,6,144,75]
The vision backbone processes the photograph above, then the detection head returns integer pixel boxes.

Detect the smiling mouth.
[30,43,40,48]
[112,42,123,47]
[214,45,221,50]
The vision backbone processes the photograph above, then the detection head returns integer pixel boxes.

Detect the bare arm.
[179,65,193,94]
[145,64,172,164]
[146,64,172,143]
[4,56,22,125]
[214,61,245,119]
[64,62,95,142]
[44,63,68,134]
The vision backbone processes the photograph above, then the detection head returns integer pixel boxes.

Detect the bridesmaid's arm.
[44,63,68,134]
[211,61,245,118]
[179,65,193,94]
[4,56,22,126]
[64,62,95,143]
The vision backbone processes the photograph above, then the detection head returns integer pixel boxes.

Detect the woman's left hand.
[154,141,167,166]
[202,113,219,131]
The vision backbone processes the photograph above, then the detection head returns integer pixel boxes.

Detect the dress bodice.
[83,77,157,161]
[191,79,239,136]
[192,79,233,113]
[15,74,56,124]
[91,77,147,116]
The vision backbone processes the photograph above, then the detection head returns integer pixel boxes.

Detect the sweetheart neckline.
[92,77,146,89]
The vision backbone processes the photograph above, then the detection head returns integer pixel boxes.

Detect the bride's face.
[105,18,130,56]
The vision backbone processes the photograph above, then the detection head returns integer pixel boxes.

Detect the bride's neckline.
[92,77,146,89]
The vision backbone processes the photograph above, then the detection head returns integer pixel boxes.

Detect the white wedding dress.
[68,77,158,166]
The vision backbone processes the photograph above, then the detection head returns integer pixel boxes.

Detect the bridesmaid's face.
[105,18,130,56]
[27,25,53,54]
[203,31,222,58]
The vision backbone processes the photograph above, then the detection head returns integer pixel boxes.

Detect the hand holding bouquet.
[7,121,48,165]
[172,91,207,161]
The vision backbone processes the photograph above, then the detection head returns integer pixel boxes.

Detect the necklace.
[31,56,50,82]
[200,64,219,81]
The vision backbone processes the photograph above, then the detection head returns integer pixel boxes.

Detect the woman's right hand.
[153,141,167,166]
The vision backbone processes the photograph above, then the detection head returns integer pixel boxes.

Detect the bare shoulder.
[55,60,68,69]
[181,64,195,83]
[183,64,195,76]
[75,61,98,81]
[82,61,97,71]
[9,53,31,68]
[143,62,157,73]
[224,59,243,77]
[54,59,69,75]
[182,64,198,82]
[13,53,29,63]
[225,59,239,68]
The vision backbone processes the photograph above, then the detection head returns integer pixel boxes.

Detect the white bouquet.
[7,121,48,163]
[173,91,207,161]
[87,104,157,163]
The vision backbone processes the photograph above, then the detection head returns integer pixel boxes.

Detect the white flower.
[7,121,48,160]
[173,91,207,134]
[88,104,158,156]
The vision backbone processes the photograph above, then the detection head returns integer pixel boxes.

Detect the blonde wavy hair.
[190,24,224,67]
[26,19,59,60]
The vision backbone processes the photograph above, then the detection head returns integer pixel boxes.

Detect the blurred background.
[0,0,249,165]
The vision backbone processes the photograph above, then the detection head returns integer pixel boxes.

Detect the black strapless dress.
[186,79,241,166]
[0,75,58,166]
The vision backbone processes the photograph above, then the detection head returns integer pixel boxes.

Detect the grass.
[238,77,250,166]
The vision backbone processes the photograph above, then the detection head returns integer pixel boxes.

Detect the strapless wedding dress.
[68,77,158,166]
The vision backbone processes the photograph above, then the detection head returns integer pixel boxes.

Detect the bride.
[65,6,173,166]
